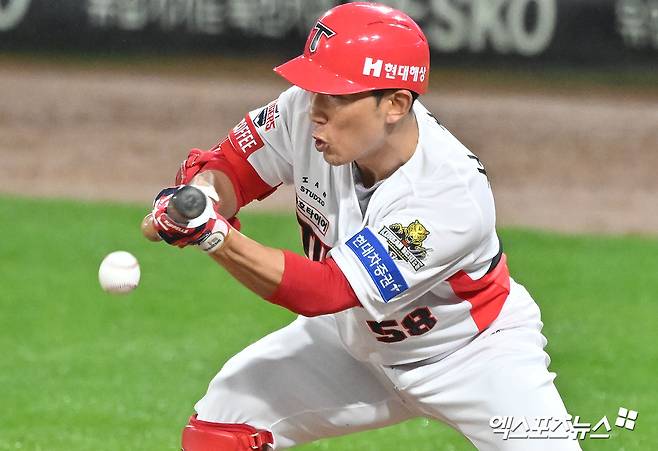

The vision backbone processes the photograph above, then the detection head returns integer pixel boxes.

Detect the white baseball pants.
[194,282,581,450]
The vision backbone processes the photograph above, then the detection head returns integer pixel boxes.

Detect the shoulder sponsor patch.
[253,100,279,132]
[378,220,431,272]
[229,114,264,158]
[346,228,408,302]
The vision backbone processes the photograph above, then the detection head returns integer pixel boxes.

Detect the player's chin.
[321,151,349,167]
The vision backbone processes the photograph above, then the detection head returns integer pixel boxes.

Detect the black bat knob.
[169,185,207,221]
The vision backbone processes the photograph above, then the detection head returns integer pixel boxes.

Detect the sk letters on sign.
[405,0,558,56]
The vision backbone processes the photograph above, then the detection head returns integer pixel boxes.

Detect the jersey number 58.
[366,307,437,343]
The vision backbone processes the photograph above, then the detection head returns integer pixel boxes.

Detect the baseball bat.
[141,185,207,241]
[168,185,207,222]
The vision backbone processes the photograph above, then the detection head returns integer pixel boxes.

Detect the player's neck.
[355,112,418,188]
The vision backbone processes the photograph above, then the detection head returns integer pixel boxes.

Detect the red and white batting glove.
[173,147,242,231]
[151,185,231,253]
[175,147,217,185]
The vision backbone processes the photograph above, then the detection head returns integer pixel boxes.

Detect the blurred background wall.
[1,0,657,234]
[2,0,658,63]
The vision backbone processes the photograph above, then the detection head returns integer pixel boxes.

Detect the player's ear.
[384,90,414,125]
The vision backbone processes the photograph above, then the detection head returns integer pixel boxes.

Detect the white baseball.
[98,251,141,294]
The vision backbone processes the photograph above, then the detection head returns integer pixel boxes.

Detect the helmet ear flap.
[274,2,430,95]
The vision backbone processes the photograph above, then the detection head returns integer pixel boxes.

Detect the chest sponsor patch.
[296,197,329,235]
[346,228,408,302]
[378,220,431,272]
[229,115,264,158]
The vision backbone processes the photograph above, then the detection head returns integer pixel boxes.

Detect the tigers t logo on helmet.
[308,22,336,53]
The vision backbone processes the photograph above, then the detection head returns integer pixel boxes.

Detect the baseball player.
[143,3,580,450]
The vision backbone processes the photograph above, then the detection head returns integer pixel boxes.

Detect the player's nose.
[309,93,328,126]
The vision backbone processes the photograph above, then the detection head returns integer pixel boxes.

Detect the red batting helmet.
[274,2,430,95]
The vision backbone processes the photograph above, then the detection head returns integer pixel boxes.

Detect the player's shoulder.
[264,86,311,131]
[374,101,495,227]
[277,85,311,110]
[248,86,310,137]
[414,101,472,162]
[253,86,309,118]
[407,101,488,187]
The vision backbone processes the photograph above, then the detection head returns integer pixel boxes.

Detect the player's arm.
[166,87,303,227]
[195,169,238,220]
[142,135,278,242]
[212,230,361,316]
[145,184,360,316]
[208,227,284,299]
[146,89,300,242]
[178,170,282,297]
[177,137,277,217]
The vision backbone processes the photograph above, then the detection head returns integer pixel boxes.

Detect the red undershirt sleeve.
[202,138,277,210]
[266,250,362,317]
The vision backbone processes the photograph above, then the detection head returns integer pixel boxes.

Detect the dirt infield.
[1,58,657,235]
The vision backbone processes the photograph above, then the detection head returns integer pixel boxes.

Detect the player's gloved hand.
[151,185,231,253]
[173,147,242,232]
[175,147,217,185]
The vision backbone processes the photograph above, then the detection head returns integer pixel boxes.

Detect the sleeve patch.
[253,100,279,132]
[229,115,265,158]
[346,228,409,302]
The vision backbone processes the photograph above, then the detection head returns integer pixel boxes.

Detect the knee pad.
[182,415,274,450]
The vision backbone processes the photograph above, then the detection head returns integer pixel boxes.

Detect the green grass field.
[1,196,656,450]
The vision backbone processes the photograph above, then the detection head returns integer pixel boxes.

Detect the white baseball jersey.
[228,86,509,366]
[196,87,578,450]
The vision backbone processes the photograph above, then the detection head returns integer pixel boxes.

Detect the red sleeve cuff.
[202,139,277,209]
